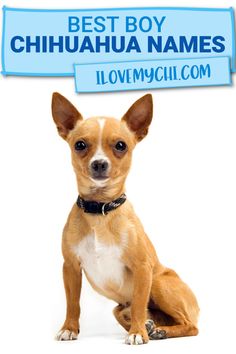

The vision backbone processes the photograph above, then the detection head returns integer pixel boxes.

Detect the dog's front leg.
[56,261,82,341]
[126,265,152,345]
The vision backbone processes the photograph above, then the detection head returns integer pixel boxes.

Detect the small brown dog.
[52,93,199,345]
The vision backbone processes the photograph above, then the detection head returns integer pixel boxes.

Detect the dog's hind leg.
[149,268,199,339]
[145,308,175,339]
[113,266,199,340]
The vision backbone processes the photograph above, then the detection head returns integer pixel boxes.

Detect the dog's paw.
[125,328,149,345]
[125,333,145,345]
[149,328,167,340]
[145,319,155,334]
[55,329,78,341]
[148,328,167,340]
[145,319,167,340]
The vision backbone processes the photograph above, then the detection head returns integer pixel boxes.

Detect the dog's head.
[51,93,153,199]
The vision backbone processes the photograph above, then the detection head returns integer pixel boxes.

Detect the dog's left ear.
[122,94,153,142]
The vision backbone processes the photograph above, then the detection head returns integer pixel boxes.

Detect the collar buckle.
[101,203,107,216]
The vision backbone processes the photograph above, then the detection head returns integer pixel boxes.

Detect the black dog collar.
[77,193,127,215]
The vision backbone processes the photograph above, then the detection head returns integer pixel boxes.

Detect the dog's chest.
[73,234,125,289]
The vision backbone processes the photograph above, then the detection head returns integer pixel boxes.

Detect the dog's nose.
[91,159,109,175]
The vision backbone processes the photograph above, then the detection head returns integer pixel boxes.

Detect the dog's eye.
[115,141,127,152]
[75,140,87,151]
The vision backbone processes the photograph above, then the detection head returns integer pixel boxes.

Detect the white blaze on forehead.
[98,117,105,131]
[94,118,106,157]
[90,117,110,164]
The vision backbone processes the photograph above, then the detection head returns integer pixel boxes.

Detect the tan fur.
[52,93,199,344]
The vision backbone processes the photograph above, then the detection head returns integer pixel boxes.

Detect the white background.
[0,0,236,353]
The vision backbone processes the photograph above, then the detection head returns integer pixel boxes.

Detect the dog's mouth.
[89,176,110,186]
[91,175,109,181]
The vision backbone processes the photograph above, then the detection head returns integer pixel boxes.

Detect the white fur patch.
[55,329,78,341]
[72,234,124,289]
[89,177,109,188]
[125,334,144,345]
[89,118,111,178]
[98,117,105,131]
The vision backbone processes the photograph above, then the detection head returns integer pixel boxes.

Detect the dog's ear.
[122,94,153,142]
[51,92,83,139]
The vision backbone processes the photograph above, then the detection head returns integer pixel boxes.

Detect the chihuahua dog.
[52,93,199,345]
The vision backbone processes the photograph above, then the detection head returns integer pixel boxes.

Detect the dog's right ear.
[51,92,83,139]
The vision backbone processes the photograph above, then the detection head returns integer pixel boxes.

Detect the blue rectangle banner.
[74,57,231,92]
[1,6,236,76]
[1,6,235,92]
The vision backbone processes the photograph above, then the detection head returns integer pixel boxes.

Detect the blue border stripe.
[3,6,232,13]
[230,7,236,72]
[1,6,6,73]
[1,71,73,77]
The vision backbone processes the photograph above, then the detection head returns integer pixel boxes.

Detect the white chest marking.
[73,235,124,289]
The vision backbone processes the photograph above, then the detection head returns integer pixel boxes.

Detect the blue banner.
[74,57,231,92]
[1,6,235,91]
